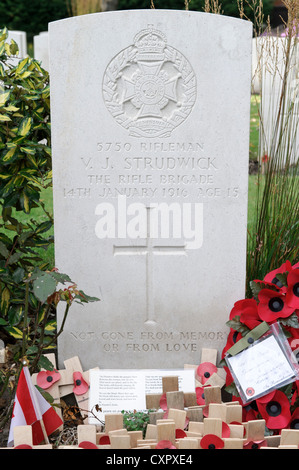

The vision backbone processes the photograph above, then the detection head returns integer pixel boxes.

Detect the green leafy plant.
[0,26,53,348]
[122,410,152,438]
[0,27,100,429]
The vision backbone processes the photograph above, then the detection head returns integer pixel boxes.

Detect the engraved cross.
[113,207,186,324]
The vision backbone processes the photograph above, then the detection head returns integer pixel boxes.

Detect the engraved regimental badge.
[102,26,197,138]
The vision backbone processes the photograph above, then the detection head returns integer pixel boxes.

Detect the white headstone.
[34,31,49,70]
[260,36,299,166]
[7,30,27,67]
[49,10,252,370]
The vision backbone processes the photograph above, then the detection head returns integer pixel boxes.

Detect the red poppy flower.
[176,429,187,439]
[256,390,276,404]
[263,261,293,292]
[159,393,168,411]
[289,407,299,430]
[99,435,110,445]
[230,299,261,330]
[257,390,291,429]
[78,441,98,449]
[200,434,224,449]
[257,289,294,322]
[222,422,230,438]
[222,329,243,360]
[243,440,267,449]
[156,440,176,449]
[195,386,206,405]
[286,269,299,310]
[284,325,299,352]
[36,369,61,389]
[197,362,218,385]
[73,372,89,395]
[14,444,33,449]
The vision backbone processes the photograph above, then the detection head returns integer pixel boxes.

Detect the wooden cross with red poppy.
[32,353,99,424]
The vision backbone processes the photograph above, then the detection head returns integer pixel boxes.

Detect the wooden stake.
[166,391,184,410]
[167,408,187,430]
[157,421,176,444]
[203,418,222,437]
[162,376,179,393]
[105,413,123,432]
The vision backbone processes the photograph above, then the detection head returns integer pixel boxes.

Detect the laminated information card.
[88,369,195,423]
[226,327,299,404]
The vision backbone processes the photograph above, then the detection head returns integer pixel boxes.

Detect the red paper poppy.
[159,393,168,411]
[286,269,299,310]
[73,371,89,395]
[243,440,267,449]
[14,444,33,449]
[257,390,291,429]
[200,434,224,449]
[257,289,294,322]
[197,362,218,385]
[222,422,230,438]
[256,390,276,404]
[195,386,206,405]
[176,429,187,439]
[263,260,292,292]
[230,299,261,330]
[156,440,176,449]
[289,407,299,429]
[223,329,243,352]
[285,326,299,352]
[78,441,98,449]
[36,369,61,390]
[99,435,111,445]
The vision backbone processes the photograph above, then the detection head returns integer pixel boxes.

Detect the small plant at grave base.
[122,410,152,437]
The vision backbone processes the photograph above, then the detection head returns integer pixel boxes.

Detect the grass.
[249,94,260,161]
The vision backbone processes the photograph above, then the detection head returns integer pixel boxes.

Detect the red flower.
[73,372,89,395]
[263,260,295,293]
[257,289,294,322]
[197,362,218,385]
[200,434,224,449]
[14,445,33,449]
[78,441,98,449]
[262,154,269,163]
[195,386,206,405]
[99,435,110,445]
[286,268,299,310]
[156,440,176,449]
[222,422,230,438]
[176,429,187,439]
[257,390,291,429]
[36,369,61,390]
[289,407,299,430]
[159,393,168,411]
[230,299,261,330]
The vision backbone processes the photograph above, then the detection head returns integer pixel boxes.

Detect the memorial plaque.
[49,10,252,370]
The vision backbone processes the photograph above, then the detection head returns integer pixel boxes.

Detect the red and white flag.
[8,366,63,447]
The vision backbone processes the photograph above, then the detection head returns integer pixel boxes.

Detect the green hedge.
[0,0,68,41]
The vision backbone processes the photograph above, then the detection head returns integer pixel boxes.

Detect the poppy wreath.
[221,260,299,433]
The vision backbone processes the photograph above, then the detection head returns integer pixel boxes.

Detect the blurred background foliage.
[0,0,277,43]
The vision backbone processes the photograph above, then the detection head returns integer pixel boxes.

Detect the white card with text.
[88,369,195,424]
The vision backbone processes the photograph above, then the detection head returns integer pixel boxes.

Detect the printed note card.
[226,334,297,403]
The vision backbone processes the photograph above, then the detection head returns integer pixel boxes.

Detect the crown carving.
[134,27,167,59]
